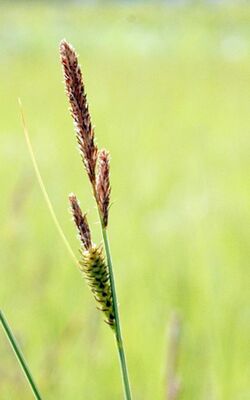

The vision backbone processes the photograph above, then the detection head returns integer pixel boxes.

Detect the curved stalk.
[19,99,79,268]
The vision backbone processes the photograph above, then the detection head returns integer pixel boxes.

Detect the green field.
[0,3,250,399]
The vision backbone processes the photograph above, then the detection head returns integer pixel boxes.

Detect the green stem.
[0,310,42,400]
[101,226,132,400]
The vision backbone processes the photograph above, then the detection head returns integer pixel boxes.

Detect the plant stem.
[101,226,132,400]
[0,310,42,400]
[19,99,79,268]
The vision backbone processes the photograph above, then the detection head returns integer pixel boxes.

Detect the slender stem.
[100,225,132,400]
[19,99,79,268]
[0,310,42,400]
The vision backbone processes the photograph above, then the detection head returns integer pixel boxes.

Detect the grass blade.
[0,310,42,400]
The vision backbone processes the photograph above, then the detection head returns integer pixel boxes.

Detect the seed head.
[60,40,98,186]
[80,245,115,328]
[96,149,111,227]
[69,193,91,250]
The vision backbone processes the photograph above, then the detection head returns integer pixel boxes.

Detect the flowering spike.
[96,149,111,227]
[69,193,91,251]
[60,40,98,186]
[80,245,115,328]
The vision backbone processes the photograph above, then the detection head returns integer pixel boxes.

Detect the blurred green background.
[0,1,249,399]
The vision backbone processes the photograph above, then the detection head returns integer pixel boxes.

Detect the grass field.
[0,2,250,399]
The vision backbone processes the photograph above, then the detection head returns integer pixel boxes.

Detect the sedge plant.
[59,40,132,400]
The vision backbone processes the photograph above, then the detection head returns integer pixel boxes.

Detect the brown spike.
[69,193,92,250]
[60,40,98,187]
[96,149,111,227]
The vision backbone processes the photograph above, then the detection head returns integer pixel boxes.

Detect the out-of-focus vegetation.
[0,2,249,399]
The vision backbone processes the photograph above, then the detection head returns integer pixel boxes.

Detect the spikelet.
[96,149,111,227]
[69,193,91,250]
[80,245,115,328]
[60,40,98,187]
